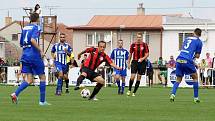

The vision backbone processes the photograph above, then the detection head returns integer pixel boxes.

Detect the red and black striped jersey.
[130,42,149,60]
[83,47,112,71]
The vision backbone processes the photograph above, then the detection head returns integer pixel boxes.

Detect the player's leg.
[38,74,50,105]
[64,73,69,93]
[170,62,183,102]
[127,60,137,96]
[120,69,126,94]
[11,62,33,104]
[74,67,88,90]
[132,61,147,96]
[89,75,105,100]
[114,73,121,94]
[157,71,162,84]
[191,72,200,103]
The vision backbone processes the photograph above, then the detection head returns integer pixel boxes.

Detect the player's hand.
[138,58,145,63]
[128,63,131,69]
[117,67,122,70]
[64,48,68,53]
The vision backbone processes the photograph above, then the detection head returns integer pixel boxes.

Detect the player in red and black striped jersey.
[74,41,122,100]
[127,32,149,96]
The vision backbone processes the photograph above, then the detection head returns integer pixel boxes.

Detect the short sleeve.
[130,43,134,54]
[110,49,115,59]
[105,54,113,65]
[51,44,56,53]
[196,40,203,54]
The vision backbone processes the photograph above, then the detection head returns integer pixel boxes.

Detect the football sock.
[40,81,46,102]
[76,75,85,86]
[56,78,63,92]
[133,81,140,93]
[15,81,29,97]
[193,81,199,98]
[129,80,134,91]
[89,83,103,99]
[65,79,69,90]
[121,82,125,93]
[116,80,121,93]
[171,82,180,95]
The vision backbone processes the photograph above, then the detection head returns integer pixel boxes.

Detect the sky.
[1,0,215,28]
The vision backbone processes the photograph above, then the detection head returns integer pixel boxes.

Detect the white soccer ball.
[80,88,91,98]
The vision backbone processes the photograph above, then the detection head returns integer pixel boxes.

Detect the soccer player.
[127,32,149,96]
[10,13,50,105]
[170,28,203,103]
[110,40,129,95]
[51,33,72,95]
[74,41,122,100]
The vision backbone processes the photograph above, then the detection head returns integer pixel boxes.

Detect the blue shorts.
[175,58,196,77]
[114,69,127,77]
[54,61,68,74]
[21,59,45,75]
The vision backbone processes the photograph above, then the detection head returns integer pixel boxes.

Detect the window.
[12,34,18,41]
[178,33,193,50]
[145,34,150,44]
[86,32,108,46]
[87,34,94,46]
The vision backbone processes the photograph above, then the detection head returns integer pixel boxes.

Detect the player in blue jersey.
[170,28,203,103]
[111,40,129,95]
[10,13,50,106]
[51,33,72,95]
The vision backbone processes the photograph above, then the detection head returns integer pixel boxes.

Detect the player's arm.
[105,54,122,70]
[65,45,72,56]
[51,45,56,60]
[139,43,149,62]
[128,44,134,69]
[31,38,43,56]
[78,47,94,60]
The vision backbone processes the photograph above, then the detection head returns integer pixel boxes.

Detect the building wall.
[162,29,215,61]
[72,30,161,64]
[0,42,5,58]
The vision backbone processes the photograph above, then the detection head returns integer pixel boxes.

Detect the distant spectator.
[34,4,41,15]
[146,59,154,87]
[13,59,20,66]
[0,57,5,65]
[167,55,176,69]
[200,59,208,86]
[157,57,168,87]
[212,53,215,87]
[205,53,212,85]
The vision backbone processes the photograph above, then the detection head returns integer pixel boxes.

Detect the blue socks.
[56,79,63,92]
[15,81,29,96]
[116,80,121,94]
[121,82,125,94]
[40,81,46,102]
[193,81,199,98]
[171,82,180,95]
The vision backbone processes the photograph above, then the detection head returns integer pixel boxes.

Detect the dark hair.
[98,40,106,47]
[60,33,66,36]
[194,28,202,37]
[118,39,123,42]
[30,13,39,22]
[34,4,40,11]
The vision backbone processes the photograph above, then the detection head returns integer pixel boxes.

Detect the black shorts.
[131,60,146,75]
[81,67,101,81]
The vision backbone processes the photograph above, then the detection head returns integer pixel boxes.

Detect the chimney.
[137,3,145,15]
[5,11,12,26]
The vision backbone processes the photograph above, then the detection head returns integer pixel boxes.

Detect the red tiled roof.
[68,15,163,30]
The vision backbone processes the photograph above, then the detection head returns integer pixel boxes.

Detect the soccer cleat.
[170,94,175,102]
[194,98,200,103]
[39,101,51,106]
[65,89,69,93]
[126,91,131,96]
[132,93,135,97]
[55,91,62,96]
[10,93,18,104]
[74,86,80,90]
[88,96,98,101]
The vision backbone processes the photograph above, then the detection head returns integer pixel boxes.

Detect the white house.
[162,16,215,60]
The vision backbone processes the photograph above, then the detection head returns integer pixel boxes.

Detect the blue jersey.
[20,24,41,62]
[178,36,203,62]
[51,43,72,65]
[110,48,129,69]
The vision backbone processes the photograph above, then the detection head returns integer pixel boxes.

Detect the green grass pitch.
[0,86,215,121]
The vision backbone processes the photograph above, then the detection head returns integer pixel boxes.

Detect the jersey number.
[184,39,192,49]
[24,31,29,44]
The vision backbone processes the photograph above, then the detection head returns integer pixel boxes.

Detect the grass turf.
[0,85,215,121]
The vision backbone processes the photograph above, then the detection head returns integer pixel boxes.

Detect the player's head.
[84,54,87,59]
[170,55,174,60]
[60,33,66,43]
[35,4,40,10]
[206,52,210,57]
[30,13,39,23]
[136,32,143,43]
[98,41,106,52]
[117,39,123,48]
[194,28,202,37]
